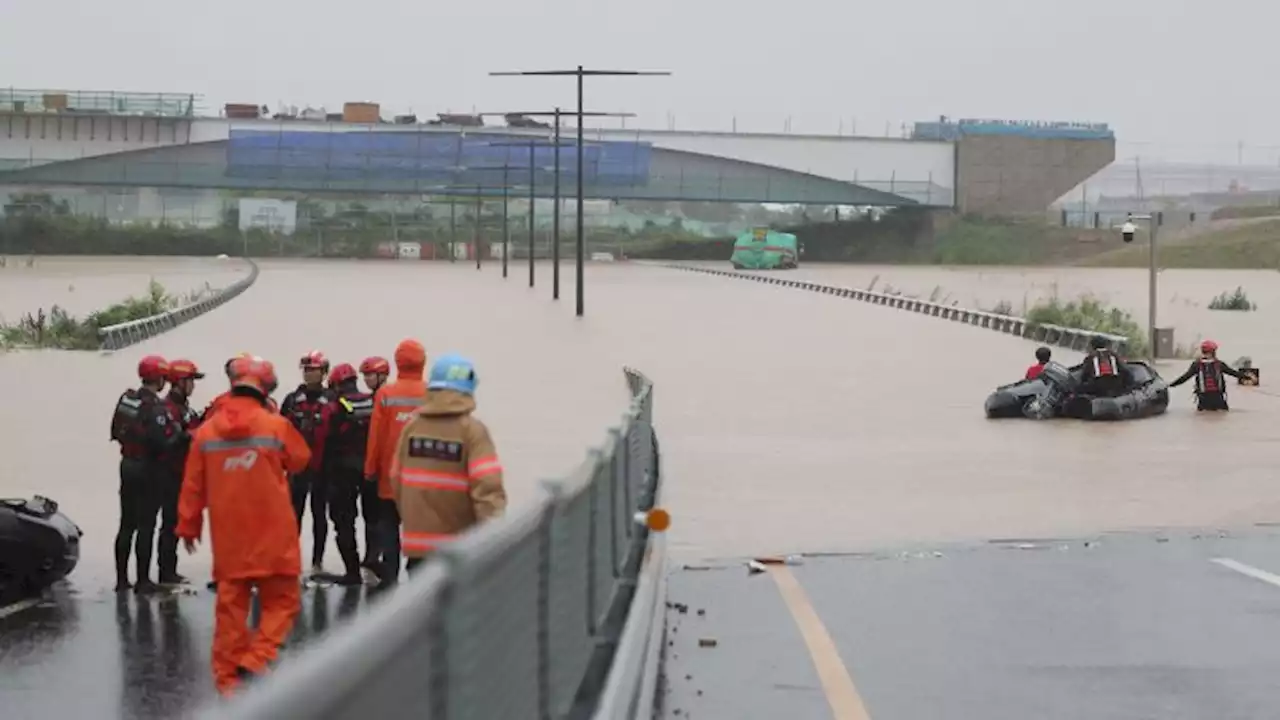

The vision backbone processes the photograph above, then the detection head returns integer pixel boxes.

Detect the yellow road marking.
[769,565,872,720]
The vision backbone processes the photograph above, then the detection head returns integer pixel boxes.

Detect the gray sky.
[2,0,1275,164]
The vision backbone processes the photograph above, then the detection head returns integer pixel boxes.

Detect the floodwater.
[0,256,249,322]
[3,257,1280,718]
[709,261,1280,366]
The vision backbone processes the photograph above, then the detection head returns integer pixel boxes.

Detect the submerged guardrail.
[659,264,1130,355]
[97,258,259,351]
[206,367,663,720]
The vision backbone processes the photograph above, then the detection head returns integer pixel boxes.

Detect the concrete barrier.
[656,264,1130,355]
[97,259,260,351]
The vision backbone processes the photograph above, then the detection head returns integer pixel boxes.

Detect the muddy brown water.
[3,258,1278,590]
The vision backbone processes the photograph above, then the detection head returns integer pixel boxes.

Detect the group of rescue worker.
[110,339,508,696]
[1023,336,1246,411]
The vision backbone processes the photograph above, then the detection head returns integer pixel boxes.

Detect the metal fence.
[659,264,1131,355]
[205,367,662,720]
[97,258,259,350]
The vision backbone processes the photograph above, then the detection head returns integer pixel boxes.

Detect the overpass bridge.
[0,91,1117,213]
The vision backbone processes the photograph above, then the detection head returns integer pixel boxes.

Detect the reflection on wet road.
[4,259,1280,718]
[0,583,373,720]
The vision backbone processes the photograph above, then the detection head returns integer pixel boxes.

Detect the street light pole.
[502,167,509,278]
[1123,213,1158,362]
[474,186,483,270]
[528,141,535,287]
[489,67,670,317]
[553,107,561,300]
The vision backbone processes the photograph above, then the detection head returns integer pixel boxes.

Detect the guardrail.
[658,264,1130,355]
[206,367,663,720]
[97,259,259,351]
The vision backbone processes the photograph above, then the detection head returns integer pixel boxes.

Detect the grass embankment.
[1078,218,1280,269]
[927,216,1114,265]
[0,280,213,350]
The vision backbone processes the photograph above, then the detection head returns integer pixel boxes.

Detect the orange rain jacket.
[364,340,428,500]
[389,389,507,557]
[176,394,311,581]
[202,390,279,423]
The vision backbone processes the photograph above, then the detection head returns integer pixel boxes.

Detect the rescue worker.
[176,356,310,698]
[110,355,185,594]
[390,353,507,574]
[202,353,258,423]
[156,358,205,586]
[357,356,391,576]
[364,340,428,584]
[1079,336,1132,398]
[1025,347,1052,380]
[320,363,374,585]
[280,351,333,575]
[1169,340,1244,411]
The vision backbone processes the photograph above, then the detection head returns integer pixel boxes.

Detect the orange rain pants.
[212,576,301,696]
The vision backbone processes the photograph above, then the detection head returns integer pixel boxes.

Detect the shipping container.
[342,102,380,124]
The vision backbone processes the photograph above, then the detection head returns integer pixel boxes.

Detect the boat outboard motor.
[1023,361,1077,419]
[0,496,82,602]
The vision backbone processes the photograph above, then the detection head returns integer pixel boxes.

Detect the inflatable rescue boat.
[0,496,82,602]
[985,360,1169,421]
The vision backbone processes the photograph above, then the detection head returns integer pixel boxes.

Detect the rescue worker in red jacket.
[319,363,375,585]
[156,358,205,586]
[280,350,333,575]
[1079,336,1132,398]
[389,353,507,574]
[357,355,391,575]
[176,357,310,697]
[110,355,185,593]
[1169,340,1243,411]
[1025,346,1052,380]
[364,340,428,585]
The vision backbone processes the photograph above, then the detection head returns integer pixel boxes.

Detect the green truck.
[730,228,799,270]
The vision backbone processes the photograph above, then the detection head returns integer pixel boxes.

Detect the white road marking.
[0,597,42,620]
[1211,557,1280,589]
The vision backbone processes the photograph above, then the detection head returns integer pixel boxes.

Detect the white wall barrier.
[97,259,260,351]
[656,264,1130,355]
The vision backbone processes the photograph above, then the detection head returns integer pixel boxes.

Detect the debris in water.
[747,560,768,575]
[696,608,705,617]
[698,638,718,648]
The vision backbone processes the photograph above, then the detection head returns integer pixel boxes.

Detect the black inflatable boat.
[985,360,1169,421]
[0,496,82,602]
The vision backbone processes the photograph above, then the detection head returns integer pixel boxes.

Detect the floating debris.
[698,638,718,648]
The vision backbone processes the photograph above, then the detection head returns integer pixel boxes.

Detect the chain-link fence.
[97,259,259,350]
[203,367,660,720]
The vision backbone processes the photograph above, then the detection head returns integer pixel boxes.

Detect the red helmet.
[1201,340,1219,353]
[328,363,357,386]
[300,350,330,372]
[359,356,391,375]
[168,359,205,382]
[229,356,278,396]
[138,355,169,382]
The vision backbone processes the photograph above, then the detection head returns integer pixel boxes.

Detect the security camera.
[1121,221,1136,243]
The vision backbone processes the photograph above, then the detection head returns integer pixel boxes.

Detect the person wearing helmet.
[153,359,205,586]
[176,356,311,697]
[316,363,375,585]
[110,355,185,594]
[1078,335,1132,397]
[281,351,334,577]
[1169,340,1244,411]
[202,352,263,423]
[1025,346,1052,380]
[364,340,429,585]
[389,353,507,577]
[356,355,391,572]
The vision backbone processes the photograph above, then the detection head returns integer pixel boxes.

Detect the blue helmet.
[428,353,478,395]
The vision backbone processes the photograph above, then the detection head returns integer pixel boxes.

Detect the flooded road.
[3,258,1280,718]
[0,256,249,322]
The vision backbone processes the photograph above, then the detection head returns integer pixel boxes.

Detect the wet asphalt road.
[0,583,378,720]
[660,528,1280,720]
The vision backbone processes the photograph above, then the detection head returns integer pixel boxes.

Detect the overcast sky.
[2,0,1276,165]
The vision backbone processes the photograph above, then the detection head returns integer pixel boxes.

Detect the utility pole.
[490,67,670,316]
[479,110,631,299]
